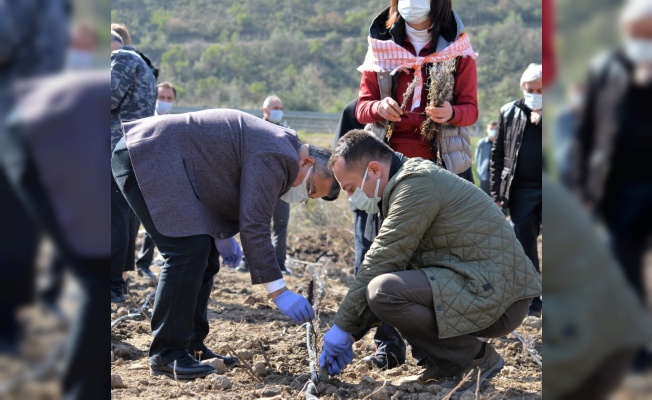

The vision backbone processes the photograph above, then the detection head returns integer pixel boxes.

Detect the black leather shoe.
[192,347,239,366]
[150,354,215,379]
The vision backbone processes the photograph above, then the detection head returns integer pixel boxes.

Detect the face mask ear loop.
[374,175,380,199]
[361,167,369,188]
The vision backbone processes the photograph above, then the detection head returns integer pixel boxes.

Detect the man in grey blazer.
[111,109,340,379]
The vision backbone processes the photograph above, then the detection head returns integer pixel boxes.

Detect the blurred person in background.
[0,0,70,355]
[573,0,652,372]
[111,26,157,303]
[475,121,497,196]
[490,63,543,318]
[65,21,99,70]
[553,83,584,188]
[236,95,293,276]
[351,0,479,370]
[154,81,176,115]
[112,109,339,379]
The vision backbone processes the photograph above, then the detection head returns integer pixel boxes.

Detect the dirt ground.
[110,232,543,400]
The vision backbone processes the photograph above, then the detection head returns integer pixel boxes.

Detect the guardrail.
[172,107,341,134]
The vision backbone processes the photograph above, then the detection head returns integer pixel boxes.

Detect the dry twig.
[258,339,271,367]
[442,369,474,400]
[360,373,388,400]
[224,344,263,384]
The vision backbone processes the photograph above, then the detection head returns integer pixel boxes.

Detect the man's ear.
[368,161,383,179]
[300,156,315,168]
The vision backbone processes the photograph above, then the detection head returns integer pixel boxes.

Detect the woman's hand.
[377,97,404,122]
[426,101,454,123]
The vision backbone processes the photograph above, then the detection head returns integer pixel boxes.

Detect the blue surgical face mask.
[348,167,381,214]
[398,0,431,25]
[523,92,543,110]
[280,166,312,204]
[268,109,283,124]
[66,50,95,70]
[488,129,497,138]
[156,100,174,115]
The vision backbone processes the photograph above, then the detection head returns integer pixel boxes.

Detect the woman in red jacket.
[356,0,478,182]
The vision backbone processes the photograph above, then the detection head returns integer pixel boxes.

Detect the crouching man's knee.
[366,274,394,318]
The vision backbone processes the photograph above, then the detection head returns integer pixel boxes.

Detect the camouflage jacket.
[110,46,157,151]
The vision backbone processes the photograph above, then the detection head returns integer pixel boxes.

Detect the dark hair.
[158,81,177,99]
[309,145,341,201]
[329,130,394,175]
[488,120,498,126]
[386,0,453,39]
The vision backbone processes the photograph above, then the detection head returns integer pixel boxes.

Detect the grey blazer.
[122,109,302,284]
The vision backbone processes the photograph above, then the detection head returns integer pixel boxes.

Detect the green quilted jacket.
[334,158,542,338]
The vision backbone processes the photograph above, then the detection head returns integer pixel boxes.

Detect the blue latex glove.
[319,324,354,375]
[214,237,243,267]
[273,290,314,323]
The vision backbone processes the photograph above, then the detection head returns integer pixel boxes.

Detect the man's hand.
[319,325,354,375]
[426,101,454,123]
[273,290,314,323]
[377,97,404,122]
[214,237,243,267]
[495,201,503,209]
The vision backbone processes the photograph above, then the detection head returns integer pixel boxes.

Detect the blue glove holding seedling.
[214,237,243,267]
[319,324,354,375]
[273,290,314,323]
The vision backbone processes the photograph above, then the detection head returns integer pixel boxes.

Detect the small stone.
[261,385,282,396]
[243,295,257,306]
[210,375,232,390]
[236,349,254,361]
[522,316,542,330]
[128,363,145,370]
[502,365,517,376]
[254,361,267,377]
[201,358,227,374]
[356,363,369,375]
[138,379,149,386]
[361,374,376,385]
[111,374,126,389]
[371,387,390,400]
[114,358,125,366]
[417,393,432,400]
[195,382,206,392]
[426,384,442,394]
[117,307,129,317]
[459,392,476,400]
[113,344,131,359]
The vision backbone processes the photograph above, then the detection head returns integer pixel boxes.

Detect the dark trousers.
[0,135,108,399]
[508,187,542,312]
[0,170,39,347]
[353,210,405,359]
[272,199,290,268]
[603,184,652,303]
[367,270,529,376]
[111,176,130,293]
[136,231,156,270]
[112,138,220,365]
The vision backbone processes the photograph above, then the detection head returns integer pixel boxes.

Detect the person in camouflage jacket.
[110,32,157,151]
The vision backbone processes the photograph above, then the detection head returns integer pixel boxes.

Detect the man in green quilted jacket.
[319,130,542,392]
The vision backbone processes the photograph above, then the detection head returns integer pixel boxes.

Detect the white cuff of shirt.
[262,278,286,293]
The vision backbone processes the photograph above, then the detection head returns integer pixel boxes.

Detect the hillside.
[111,0,541,124]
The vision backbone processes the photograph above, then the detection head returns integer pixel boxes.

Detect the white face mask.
[268,109,283,124]
[398,0,431,25]
[624,37,652,64]
[348,167,381,214]
[523,92,543,110]
[155,100,174,115]
[280,166,312,204]
[487,129,497,138]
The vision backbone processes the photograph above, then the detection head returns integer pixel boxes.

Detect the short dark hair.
[488,120,498,126]
[309,145,341,201]
[158,81,177,99]
[329,130,394,175]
